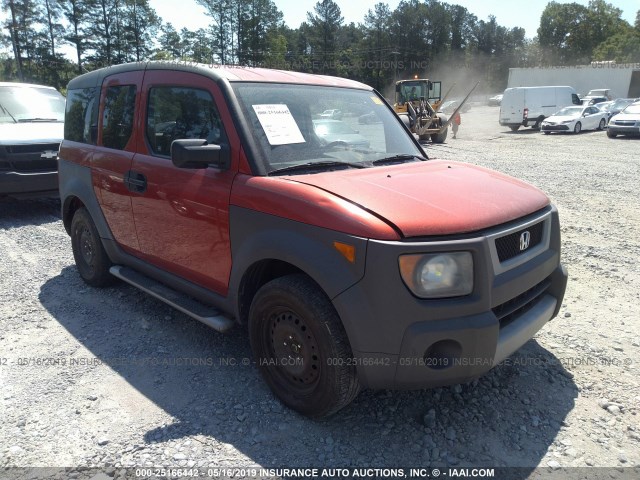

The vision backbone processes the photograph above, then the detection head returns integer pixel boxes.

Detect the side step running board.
[109,265,234,333]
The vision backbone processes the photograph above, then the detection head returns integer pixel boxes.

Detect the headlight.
[399,252,473,298]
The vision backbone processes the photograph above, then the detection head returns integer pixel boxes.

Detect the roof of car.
[67,61,372,91]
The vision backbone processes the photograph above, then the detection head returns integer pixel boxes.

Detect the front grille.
[613,120,636,126]
[493,278,551,329]
[0,143,60,172]
[542,125,569,131]
[5,143,60,155]
[495,221,544,262]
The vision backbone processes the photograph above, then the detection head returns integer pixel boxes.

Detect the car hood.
[289,160,550,237]
[611,112,640,122]
[545,115,578,123]
[0,122,64,144]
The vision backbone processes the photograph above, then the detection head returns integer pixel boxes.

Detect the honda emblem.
[519,231,531,251]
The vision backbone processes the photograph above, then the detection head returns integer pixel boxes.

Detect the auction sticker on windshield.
[252,104,306,145]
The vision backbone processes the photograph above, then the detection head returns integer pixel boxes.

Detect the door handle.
[124,170,147,194]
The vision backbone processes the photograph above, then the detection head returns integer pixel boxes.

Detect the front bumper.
[608,125,640,136]
[333,206,568,389]
[0,170,59,197]
[541,124,570,132]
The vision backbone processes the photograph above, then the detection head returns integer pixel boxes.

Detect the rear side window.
[146,87,225,156]
[102,85,136,150]
[65,88,99,144]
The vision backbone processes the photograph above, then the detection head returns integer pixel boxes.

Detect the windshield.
[232,83,423,175]
[622,104,640,114]
[613,99,634,110]
[0,85,65,124]
[555,107,583,116]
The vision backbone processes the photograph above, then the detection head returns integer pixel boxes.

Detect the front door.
[130,70,238,295]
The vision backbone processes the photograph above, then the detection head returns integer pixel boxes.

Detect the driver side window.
[146,87,225,157]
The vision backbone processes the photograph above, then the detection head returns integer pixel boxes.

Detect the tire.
[430,128,448,143]
[574,122,581,134]
[70,207,114,287]
[249,274,360,418]
[532,118,543,130]
[543,131,550,135]
[607,129,617,138]
[598,118,606,130]
[509,126,519,132]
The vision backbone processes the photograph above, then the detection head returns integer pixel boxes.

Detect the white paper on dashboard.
[252,104,306,145]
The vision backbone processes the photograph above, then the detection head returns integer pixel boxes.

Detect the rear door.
[500,89,525,124]
[129,70,239,295]
[92,71,143,253]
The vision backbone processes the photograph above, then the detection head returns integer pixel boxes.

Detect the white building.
[507,63,640,98]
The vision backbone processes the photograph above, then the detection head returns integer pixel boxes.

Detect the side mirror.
[171,139,230,170]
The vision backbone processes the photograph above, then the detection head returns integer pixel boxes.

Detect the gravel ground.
[1,106,639,479]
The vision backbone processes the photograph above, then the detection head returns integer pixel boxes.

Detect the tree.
[593,25,640,62]
[360,3,392,89]
[87,0,119,67]
[42,0,63,60]
[196,0,283,65]
[59,0,92,73]
[120,0,160,62]
[306,0,343,74]
[237,0,283,66]
[3,0,27,80]
[262,29,287,69]
[538,2,590,64]
[195,0,229,63]
[155,23,184,60]
[447,4,475,53]
[2,0,48,81]
[538,0,628,65]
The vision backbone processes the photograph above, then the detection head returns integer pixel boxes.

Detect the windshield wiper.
[0,104,17,123]
[371,154,427,166]
[268,160,367,176]
[18,118,61,123]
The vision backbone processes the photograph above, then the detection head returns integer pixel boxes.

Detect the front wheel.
[607,129,617,138]
[70,208,114,287]
[249,274,360,417]
[598,118,606,130]
[431,128,448,143]
[574,122,582,134]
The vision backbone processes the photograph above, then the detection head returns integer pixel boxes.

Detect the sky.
[153,0,639,39]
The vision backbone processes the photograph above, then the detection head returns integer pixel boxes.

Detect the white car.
[540,105,608,134]
[312,119,370,148]
[318,109,342,119]
[607,103,640,138]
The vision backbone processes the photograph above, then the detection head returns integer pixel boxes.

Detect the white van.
[499,86,581,131]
